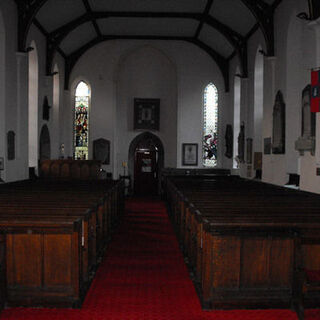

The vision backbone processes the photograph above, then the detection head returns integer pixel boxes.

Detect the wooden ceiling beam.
[194,0,214,38]
[240,0,274,56]
[47,11,244,79]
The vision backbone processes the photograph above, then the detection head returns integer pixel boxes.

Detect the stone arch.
[28,40,39,169]
[128,131,164,193]
[39,124,51,160]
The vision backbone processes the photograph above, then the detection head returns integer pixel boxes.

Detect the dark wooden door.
[134,150,158,195]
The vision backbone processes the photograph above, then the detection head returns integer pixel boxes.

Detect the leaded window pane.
[74,81,89,160]
[203,83,218,167]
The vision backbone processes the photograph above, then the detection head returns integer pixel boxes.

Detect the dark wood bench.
[165,175,320,315]
[0,178,125,309]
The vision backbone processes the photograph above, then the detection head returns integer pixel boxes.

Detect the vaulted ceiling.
[14,0,319,91]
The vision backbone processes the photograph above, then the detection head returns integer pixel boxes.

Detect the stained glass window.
[74,81,90,160]
[203,83,218,167]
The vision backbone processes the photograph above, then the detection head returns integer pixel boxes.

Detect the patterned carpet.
[1,198,319,320]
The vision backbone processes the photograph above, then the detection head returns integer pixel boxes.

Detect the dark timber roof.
[14,0,318,91]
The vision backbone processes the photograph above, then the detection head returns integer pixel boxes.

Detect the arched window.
[74,81,90,160]
[203,83,218,167]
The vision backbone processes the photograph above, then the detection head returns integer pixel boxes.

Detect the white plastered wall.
[0,1,65,183]
[67,40,227,178]
[227,0,319,188]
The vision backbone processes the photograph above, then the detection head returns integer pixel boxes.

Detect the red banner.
[311,70,320,112]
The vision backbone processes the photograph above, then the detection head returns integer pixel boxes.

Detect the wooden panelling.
[269,238,293,287]
[7,234,42,288]
[212,236,241,289]
[0,178,125,308]
[241,238,270,288]
[164,174,320,312]
[0,234,5,310]
[44,234,72,287]
[303,244,320,270]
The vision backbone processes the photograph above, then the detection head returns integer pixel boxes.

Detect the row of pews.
[165,174,320,318]
[0,177,125,309]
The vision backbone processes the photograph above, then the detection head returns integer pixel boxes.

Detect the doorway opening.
[128,132,164,196]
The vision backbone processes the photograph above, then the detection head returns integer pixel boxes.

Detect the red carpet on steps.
[1,198,319,320]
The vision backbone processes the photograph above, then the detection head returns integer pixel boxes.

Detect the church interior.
[1,0,320,319]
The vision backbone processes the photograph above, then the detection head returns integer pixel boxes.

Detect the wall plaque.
[7,131,15,161]
[134,98,160,130]
[93,138,110,165]
[264,137,272,155]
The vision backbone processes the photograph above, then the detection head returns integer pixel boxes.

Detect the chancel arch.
[28,40,39,171]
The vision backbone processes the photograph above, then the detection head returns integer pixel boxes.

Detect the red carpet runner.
[1,198,319,320]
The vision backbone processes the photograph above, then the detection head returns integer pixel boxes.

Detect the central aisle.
[1,198,313,319]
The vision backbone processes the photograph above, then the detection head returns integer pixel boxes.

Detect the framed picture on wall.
[134,98,160,130]
[182,143,198,166]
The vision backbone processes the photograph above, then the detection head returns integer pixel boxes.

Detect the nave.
[1,198,319,320]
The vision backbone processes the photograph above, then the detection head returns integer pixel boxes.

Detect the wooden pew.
[0,216,82,307]
[0,178,125,309]
[165,175,320,312]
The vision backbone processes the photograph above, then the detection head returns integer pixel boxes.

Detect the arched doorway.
[39,125,51,160]
[128,132,164,196]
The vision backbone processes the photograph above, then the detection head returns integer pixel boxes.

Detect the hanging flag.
[311,69,320,112]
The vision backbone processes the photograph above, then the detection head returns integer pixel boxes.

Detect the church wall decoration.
[272,90,286,154]
[93,138,110,165]
[295,84,316,155]
[224,124,233,159]
[311,69,320,113]
[7,131,15,161]
[237,122,245,163]
[182,143,198,166]
[246,138,253,164]
[264,137,271,154]
[134,98,160,130]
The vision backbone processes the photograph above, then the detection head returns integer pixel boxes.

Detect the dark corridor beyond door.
[134,149,158,196]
